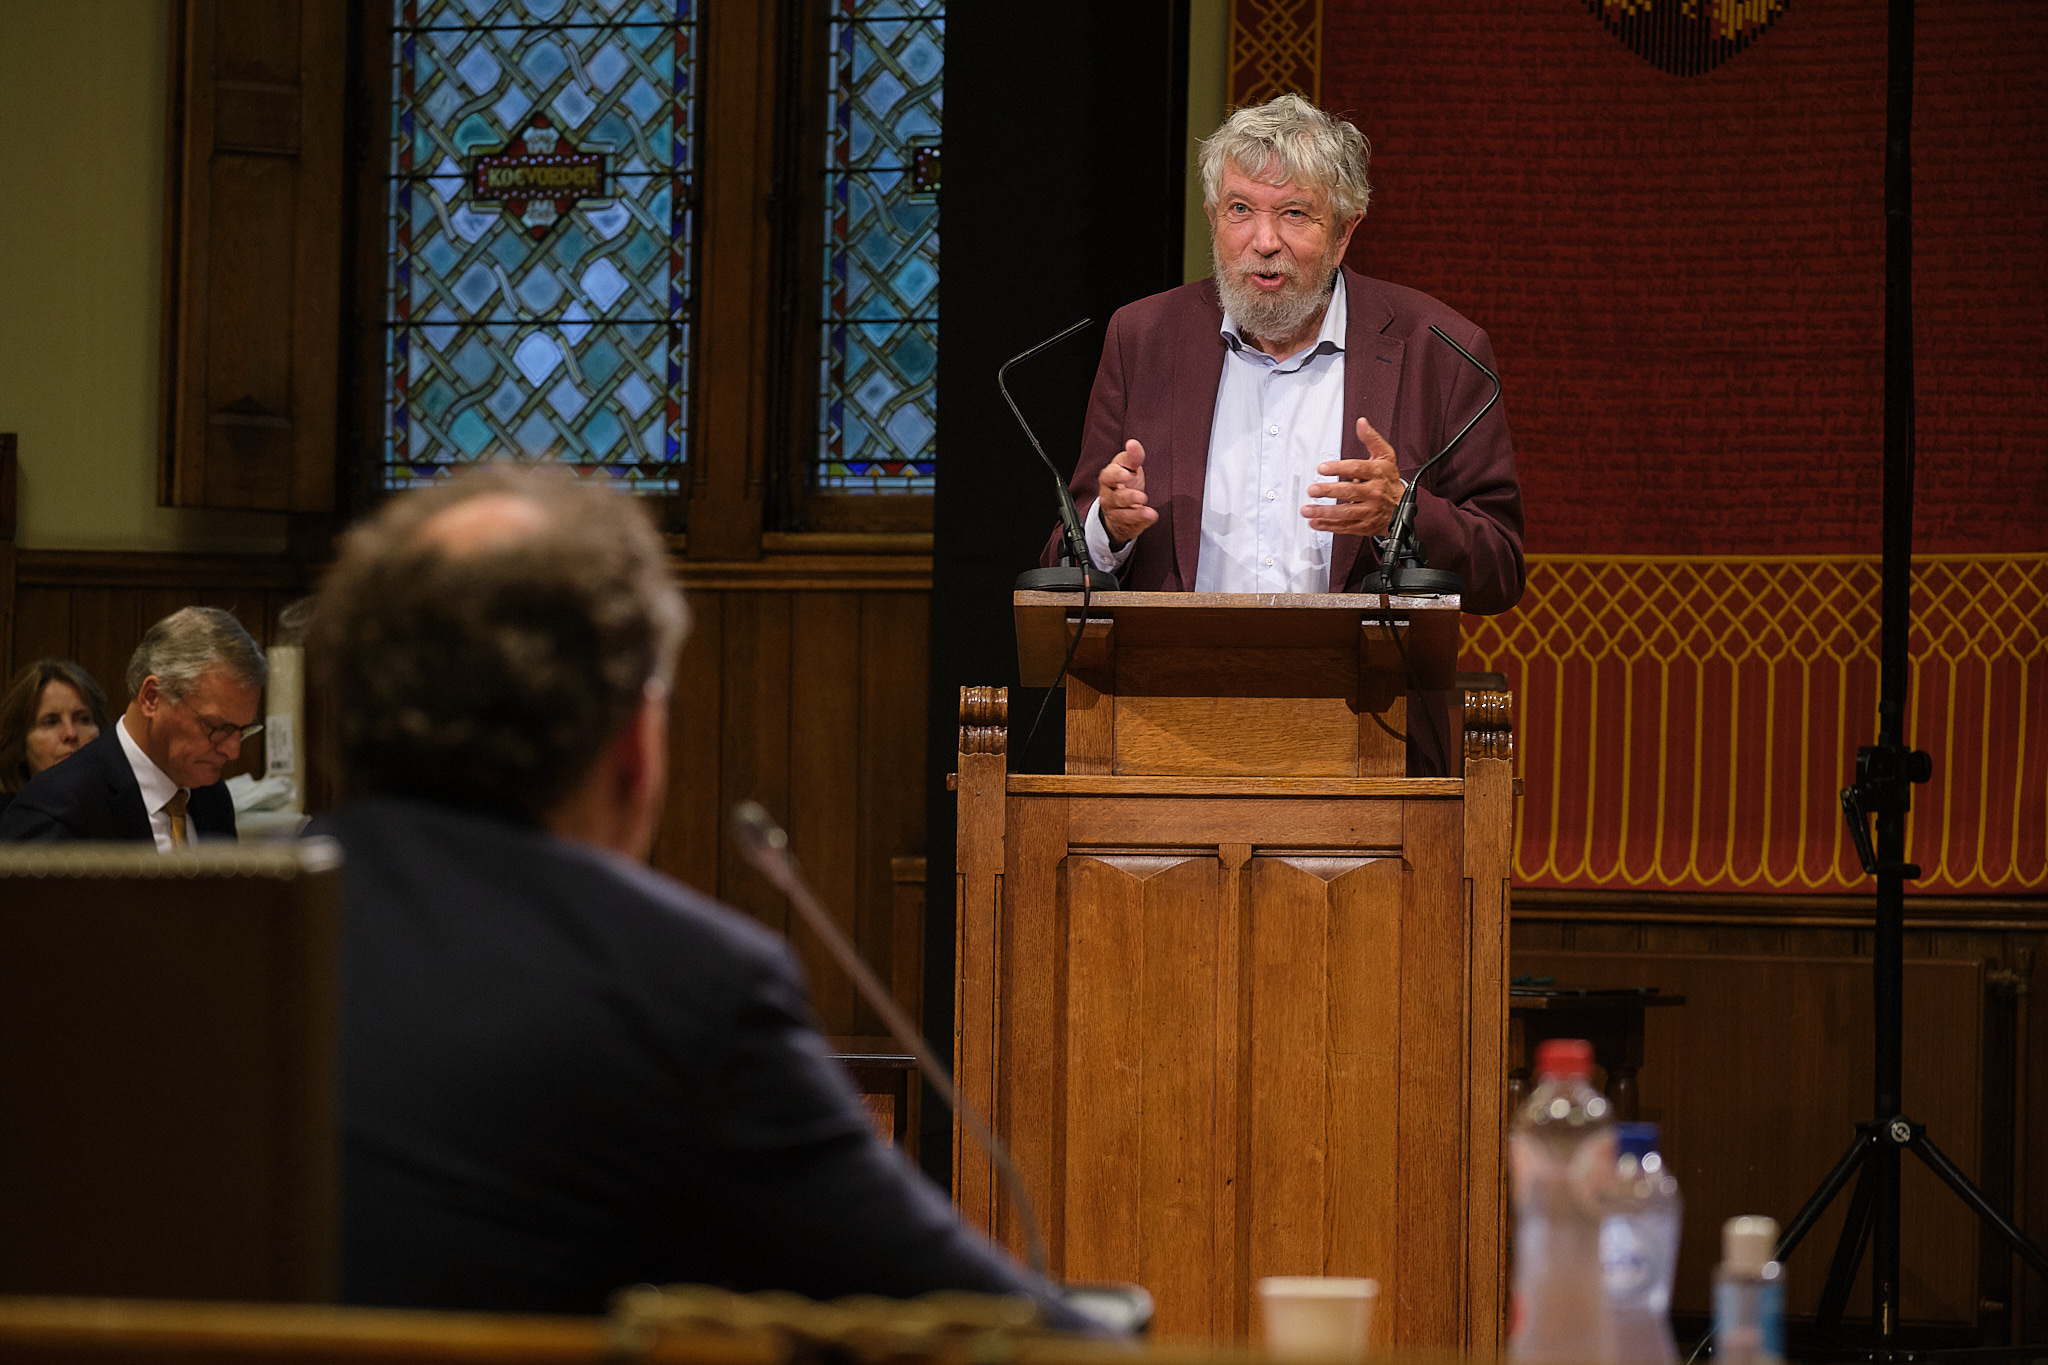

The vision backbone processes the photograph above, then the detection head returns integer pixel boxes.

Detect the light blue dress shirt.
[1086,274,1349,592]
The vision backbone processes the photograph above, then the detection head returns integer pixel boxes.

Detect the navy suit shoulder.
[320,797,1076,1322]
[0,730,148,842]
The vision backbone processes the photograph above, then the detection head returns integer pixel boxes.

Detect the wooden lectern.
[953,592,1515,1349]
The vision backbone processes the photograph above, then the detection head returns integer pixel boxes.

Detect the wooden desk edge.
[0,1297,624,1362]
[0,1297,1424,1365]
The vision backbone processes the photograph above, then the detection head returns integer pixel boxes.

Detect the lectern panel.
[1062,853,1226,1340]
[1246,856,1401,1338]
[1114,696,1360,776]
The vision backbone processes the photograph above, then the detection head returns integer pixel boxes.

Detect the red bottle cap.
[1534,1038,1595,1080]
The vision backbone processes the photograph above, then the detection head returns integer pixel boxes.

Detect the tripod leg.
[1816,1157,1877,1334]
[1776,1127,1873,1263]
[1906,1129,2048,1282]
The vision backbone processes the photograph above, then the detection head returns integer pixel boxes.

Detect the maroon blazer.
[1047,267,1526,614]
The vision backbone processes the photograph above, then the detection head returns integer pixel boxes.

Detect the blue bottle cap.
[1616,1121,1660,1159]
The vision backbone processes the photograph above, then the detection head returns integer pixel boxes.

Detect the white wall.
[0,3,288,552]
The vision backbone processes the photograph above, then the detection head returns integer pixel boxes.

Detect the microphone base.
[1016,566,1120,593]
[1359,566,1465,597]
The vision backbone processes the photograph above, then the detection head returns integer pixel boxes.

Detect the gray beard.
[1213,244,1339,347]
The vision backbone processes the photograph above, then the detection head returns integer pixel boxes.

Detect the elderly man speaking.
[1052,95,1525,615]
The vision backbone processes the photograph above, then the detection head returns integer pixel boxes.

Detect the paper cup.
[1258,1276,1379,1360]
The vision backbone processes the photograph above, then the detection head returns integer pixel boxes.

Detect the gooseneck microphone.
[729,801,1052,1280]
[1001,320,1120,593]
[1358,324,1503,597]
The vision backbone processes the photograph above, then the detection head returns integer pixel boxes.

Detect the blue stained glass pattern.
[819,0,942,493]
[385,0,697,493]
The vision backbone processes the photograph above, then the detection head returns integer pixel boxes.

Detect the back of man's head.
[309,464,688,824]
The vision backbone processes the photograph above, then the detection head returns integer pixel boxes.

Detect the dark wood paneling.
[8,563,315,786]
[789,593,863,1030]
[8,552,932,1043]
[10,588,73,682]
[1511,920,2047,1340]
[857,593,929,1034]
[650,592,725,897]
[658,584,931,1037]
[713,592,794,934]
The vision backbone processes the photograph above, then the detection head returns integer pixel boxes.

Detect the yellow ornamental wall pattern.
[1461,554,2047,896]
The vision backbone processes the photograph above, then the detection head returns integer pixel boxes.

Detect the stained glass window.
[817,0,942,493]
[385,0,697,492]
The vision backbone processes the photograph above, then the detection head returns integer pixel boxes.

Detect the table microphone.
[1358,323,1502,597]
[729,801,1052,1278]
[729,804,1154,1334]
[1001,320,1120,593]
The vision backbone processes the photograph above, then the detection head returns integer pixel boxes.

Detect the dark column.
[922,0,1191,1184]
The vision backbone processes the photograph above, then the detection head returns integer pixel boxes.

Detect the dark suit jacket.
[320,796,1084,1323]
[1049,268,1526,613]
[0,728,236,843]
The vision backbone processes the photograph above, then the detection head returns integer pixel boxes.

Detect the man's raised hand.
[1302,417,1405,537]
[1097,439,1158,548]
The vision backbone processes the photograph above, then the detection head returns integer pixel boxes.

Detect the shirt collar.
[118,713,184,813]
[1219,269,1348,370]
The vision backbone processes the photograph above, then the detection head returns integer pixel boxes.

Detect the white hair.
[1200,94,1372,222]
[126,606,267,702]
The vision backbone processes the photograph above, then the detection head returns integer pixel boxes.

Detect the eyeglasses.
[175,696,264,747]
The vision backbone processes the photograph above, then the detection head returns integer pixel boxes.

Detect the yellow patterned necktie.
[165,790,190,849]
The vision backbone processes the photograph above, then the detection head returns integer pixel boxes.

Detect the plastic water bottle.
[1600,1122,1681,1365]
[1712,1216,1785,1365]
[1508,1038,1617,1365]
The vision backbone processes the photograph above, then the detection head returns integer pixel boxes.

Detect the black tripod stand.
[1767,0,2048,1354]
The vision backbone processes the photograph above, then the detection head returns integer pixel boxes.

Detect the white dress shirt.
[117,714,185,853]
[1087,273,1349,592]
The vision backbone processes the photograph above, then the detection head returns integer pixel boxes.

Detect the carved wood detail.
[1464,688,1515,764]
[958,684,1008,755]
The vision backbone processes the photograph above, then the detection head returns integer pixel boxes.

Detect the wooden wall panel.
[8,552,932,1044]
[649,591,725,896]
[8,561,315,787]
[857,593,931,1030]
[788,594,863,1029]
[654,580,931,1037]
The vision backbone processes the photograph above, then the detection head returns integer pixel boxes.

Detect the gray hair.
[1200,94,1372,222]
[126,607,268,702]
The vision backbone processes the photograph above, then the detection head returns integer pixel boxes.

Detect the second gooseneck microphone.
[1359,323,1502,597]
[1001,320,1120,593]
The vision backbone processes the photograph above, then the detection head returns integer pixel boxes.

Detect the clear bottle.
[1711,1216,1786,1365]
[1600,1121,1682,1365]
[1508,1038,1618,1365]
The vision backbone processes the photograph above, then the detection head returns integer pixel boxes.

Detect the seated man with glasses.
[0,607,266,846]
